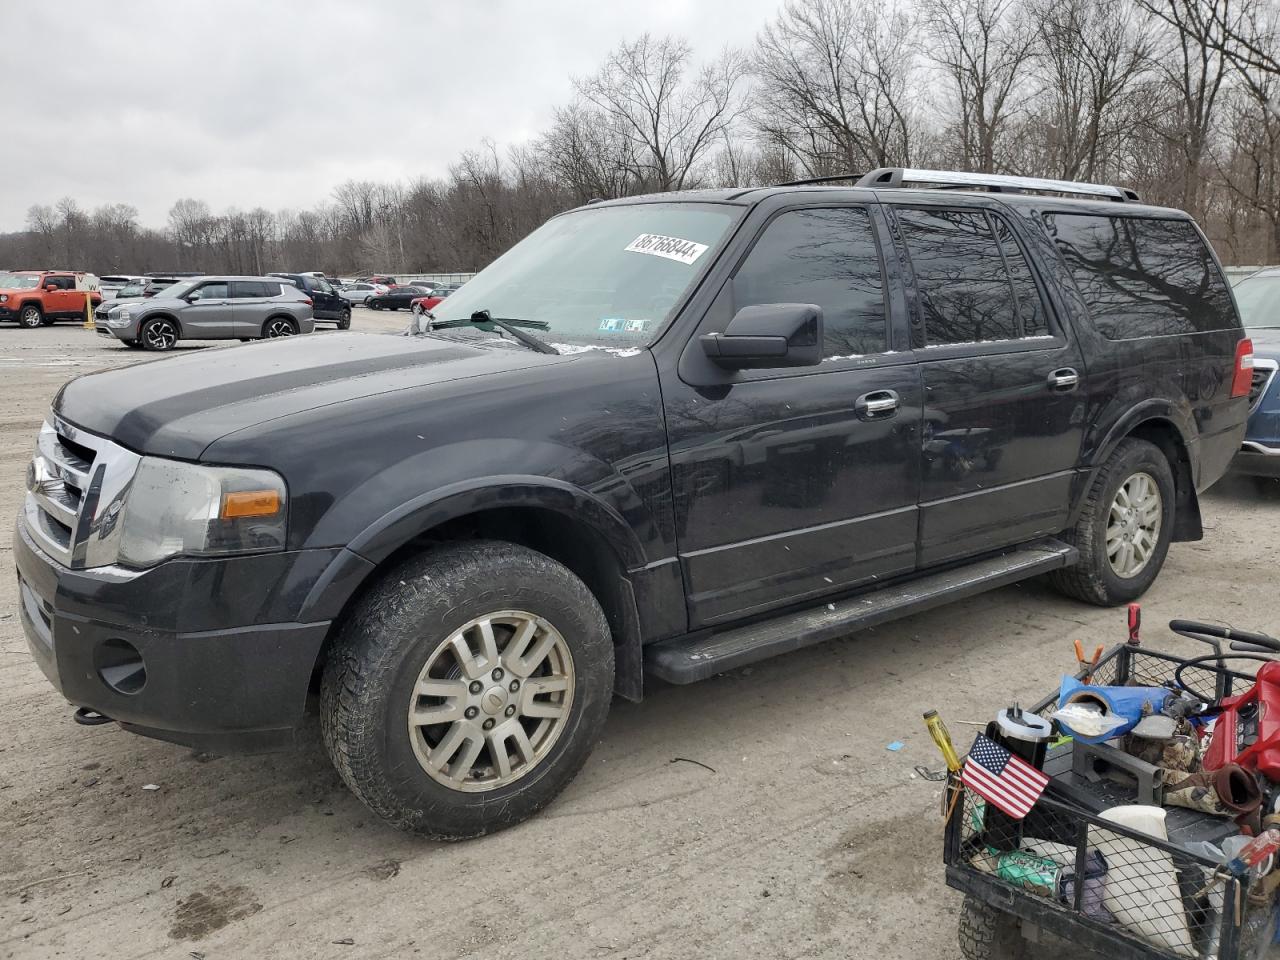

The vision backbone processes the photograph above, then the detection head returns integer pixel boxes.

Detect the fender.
[297,475,653,624]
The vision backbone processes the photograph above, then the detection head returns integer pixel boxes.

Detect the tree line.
[4,0,1279,277]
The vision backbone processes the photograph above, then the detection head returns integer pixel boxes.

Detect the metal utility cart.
[944,632,1280,959]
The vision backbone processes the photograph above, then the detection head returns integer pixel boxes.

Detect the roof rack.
[776,173,867,187]
[855,167,1140,202]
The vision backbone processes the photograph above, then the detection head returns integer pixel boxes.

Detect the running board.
[645,539,1077,684]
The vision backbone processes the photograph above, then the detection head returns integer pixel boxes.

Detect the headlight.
[117,458,287,567]
[0,294,8,302]
[114,308,131,323]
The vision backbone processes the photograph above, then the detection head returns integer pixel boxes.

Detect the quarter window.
[1043,213,1237,338]
[733,207,887,358]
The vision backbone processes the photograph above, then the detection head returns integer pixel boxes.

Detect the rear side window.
[733,207,887,358]
[895,208,1053,346]
[1043,213,1237,338]
[231,281,265,298]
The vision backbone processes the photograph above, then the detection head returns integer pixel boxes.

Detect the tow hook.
[72,706,114,727]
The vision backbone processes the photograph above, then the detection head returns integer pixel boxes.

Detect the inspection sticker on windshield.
[624,234,708,265]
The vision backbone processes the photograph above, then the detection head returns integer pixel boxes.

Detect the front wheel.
[369,300,381,310]
[320,541,614,839]
[140,316,178,351]
[338,308,351,330]
[18,304,43,329]
[1049,438,1175,606]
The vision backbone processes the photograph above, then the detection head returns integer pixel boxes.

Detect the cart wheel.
[958,897,1025,960]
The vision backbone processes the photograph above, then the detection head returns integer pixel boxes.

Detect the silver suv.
[96,276,315,351]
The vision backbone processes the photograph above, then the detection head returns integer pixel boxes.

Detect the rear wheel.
[370,300,382,310]
[263,316,298,338]
[18,304,42,329]
[140,316,178,351]
[320,541,614,839]
[1049,438,1175,605]
[958,896,1025,960]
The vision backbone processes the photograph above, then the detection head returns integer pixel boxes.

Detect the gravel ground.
[1,312,1278,959]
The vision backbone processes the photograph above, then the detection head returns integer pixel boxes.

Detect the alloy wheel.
[1107,471,1162,578]
[266,318,296,338]
[143,319,177,350]
[406,610,575,793]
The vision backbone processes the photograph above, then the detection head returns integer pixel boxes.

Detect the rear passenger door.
[181,281,236,337]
[665,203,923,627]
[230,280,271,336]
[886,203,1088,566]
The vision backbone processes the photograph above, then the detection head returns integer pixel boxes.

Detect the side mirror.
[700,303,823,370]
[43,283,58,292]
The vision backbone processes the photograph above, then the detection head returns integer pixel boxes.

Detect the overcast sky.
[6,0,782,232]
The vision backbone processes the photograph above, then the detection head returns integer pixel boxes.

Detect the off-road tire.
[320,540,614,839]
[958,896,1025,960]
[1049,438,1175,606]
[17,304,43,329]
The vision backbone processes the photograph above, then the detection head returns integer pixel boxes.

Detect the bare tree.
[752,0,921,176]
[921,0,1038,172]
[1026,0,1155,181]
[575,34,747,192]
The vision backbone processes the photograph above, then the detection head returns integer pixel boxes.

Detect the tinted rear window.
[1043,213,1238,338]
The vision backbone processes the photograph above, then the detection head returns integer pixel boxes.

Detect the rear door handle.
[1048,368,1079,392]
[855,389,899,420]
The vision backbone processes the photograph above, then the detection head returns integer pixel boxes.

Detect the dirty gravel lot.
[2,315,1278,960]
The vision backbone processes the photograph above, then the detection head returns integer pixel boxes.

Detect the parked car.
[338,281,388,304]
[366,285,431,310]
[410,288,452,314]
[98,275,146,300]
[94,275,314,350]
[269,273,351,328]
[1230,267,1280,481]
[0,270,102,328]
[359,274,398,287]
[141,278,182,298]
[16,168,1251,840]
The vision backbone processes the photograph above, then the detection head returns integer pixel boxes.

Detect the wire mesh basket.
[945,643,1273,959]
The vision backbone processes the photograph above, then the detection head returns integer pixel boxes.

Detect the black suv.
[269,273,351,328]
[15,168,1252,839]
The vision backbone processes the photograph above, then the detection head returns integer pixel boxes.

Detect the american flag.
[962,734,1050,819]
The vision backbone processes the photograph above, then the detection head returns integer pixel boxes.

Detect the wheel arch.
[1079,409,1202,542]
[303,483,650,702]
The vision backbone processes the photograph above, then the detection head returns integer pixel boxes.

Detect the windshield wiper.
[430,310,559,355]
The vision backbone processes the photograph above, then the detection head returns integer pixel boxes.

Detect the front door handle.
[856,389,899,420]
[1048,368,1079,392]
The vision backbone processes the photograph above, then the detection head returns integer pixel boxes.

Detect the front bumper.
[14,516,336,752]
[96,315,140,340]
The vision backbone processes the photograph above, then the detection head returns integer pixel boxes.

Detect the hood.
[55,332,570,460]
[1248,326,1280,356]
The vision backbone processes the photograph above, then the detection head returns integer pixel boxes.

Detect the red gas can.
[1202,661,1280,781]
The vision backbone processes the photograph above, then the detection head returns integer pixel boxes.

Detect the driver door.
[181,281,236,337]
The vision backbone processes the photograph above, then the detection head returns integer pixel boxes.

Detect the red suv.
[0,270,102,328]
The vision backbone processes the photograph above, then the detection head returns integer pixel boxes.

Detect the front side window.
[432,202,739,350]
[1044,213,1237,338]
[191,282,228,300]
[895,208,1024,346]
[732,207,887,358]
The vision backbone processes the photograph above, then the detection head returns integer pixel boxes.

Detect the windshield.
[1236,273,1280,329]
[0,273,41,290]
[118,283,146,297]
[432,202,739,349]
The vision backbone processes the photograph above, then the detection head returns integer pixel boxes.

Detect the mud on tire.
[1049,438,1175,606]
[320,540,614,839]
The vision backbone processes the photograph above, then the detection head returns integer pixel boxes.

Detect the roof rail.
[855,167,1139,202]
[775,173,866,187]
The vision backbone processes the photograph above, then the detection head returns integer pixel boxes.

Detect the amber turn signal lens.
[220,489,282,519]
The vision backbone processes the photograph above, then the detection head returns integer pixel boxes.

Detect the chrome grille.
[1251,359,1277,412]
[23,418,141,568]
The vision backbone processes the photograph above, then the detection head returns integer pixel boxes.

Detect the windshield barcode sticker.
[624,234,708,265]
